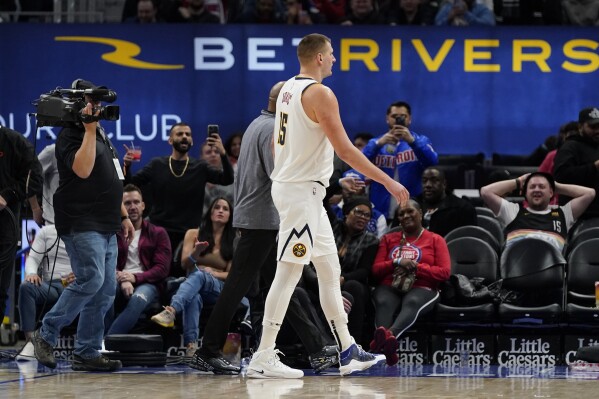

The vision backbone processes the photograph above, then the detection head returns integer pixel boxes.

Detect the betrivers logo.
[55,36,184,70]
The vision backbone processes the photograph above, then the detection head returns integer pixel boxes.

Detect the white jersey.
[270,77,334,186]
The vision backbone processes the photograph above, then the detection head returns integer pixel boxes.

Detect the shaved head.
[268,81,286,112]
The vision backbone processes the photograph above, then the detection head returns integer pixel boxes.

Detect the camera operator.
[31,79,134,372]
[0,125,42,322]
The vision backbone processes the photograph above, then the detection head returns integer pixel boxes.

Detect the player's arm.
[303,84,409,205]
[555,182,595,220]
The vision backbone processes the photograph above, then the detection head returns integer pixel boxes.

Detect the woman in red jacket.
[370,199,450,366]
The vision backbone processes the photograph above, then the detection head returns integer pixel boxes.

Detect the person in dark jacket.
[415,166,477,237]
[554,107,599,220]
[0,126,42,322]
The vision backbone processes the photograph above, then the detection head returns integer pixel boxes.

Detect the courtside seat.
[497,238,565,326]
[435,237,498,325]
[566,238,599,326]
[444,225,501,256]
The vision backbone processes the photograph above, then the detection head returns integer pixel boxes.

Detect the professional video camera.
[33,79,119,127]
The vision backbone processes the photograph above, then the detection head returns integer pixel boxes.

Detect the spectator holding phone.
[123,123,234,274]
[362,101,438,220]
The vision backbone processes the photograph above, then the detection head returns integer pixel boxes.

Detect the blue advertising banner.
[1,24,598,166]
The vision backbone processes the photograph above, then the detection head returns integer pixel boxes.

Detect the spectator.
[17,224,73,361]
[435,0,496,25]
[370,199,450,366]
[123,122,234,273]
[331,170,387,238]
[415,166,477,237]
[353,132,374,151]
[312,0,347,22]
[284,0,321,23]
[177,0,222,23]
[554,107,599,220]
[539,121,579,204]
[340,0,385,24]
[224,132,243,174]
[0,126,42,327]
[480,172,594,307]
[106,184,172,335]
[362,100,438,220]
[201,141,234,216]
[480,172,594,253]
[235,0,286,23]
[151,197,248,356]
[124,0,161,23]
[37,143,58,225]
[561,0,599,26]
[384,0,436,25]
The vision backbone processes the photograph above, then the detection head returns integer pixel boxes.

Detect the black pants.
[199,229,278,357]
[166,229,186,278]
[199,229,330,357]
[0,206,19,319]
[372,285,439,337]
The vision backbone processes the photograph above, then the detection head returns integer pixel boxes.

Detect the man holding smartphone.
[123,123,233,272]
[362,101,438,221]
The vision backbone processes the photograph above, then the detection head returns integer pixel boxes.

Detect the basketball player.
[246,33,409,379]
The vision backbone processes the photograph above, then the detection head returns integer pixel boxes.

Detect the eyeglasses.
[352,208,371,219]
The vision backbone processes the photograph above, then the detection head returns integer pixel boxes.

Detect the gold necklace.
[168,156,189,178]
[400,228,424,247]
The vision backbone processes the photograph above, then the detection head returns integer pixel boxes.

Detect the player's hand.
[0,194,7,210]
[386,180,410,208]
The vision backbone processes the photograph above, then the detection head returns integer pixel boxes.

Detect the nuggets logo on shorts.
[292,243,307,257]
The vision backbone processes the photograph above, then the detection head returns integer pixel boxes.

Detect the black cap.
[342,196,372,216]
[578,107,599,125]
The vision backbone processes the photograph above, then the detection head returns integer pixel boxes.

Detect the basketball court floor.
[1,351,598,399]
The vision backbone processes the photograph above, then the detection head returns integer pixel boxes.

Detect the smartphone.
[395,116,406,127]
[207,124,219,138]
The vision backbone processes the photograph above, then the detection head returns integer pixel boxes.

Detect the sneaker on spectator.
[72,354,122,371]
[339,338,384,376]
[31,329,56,369]
[151,306,175,328]
[309,345,339,373]
[247,346,303,379]
[16,341,35,362]
[189,352,240,375]
[369,326,393,353]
